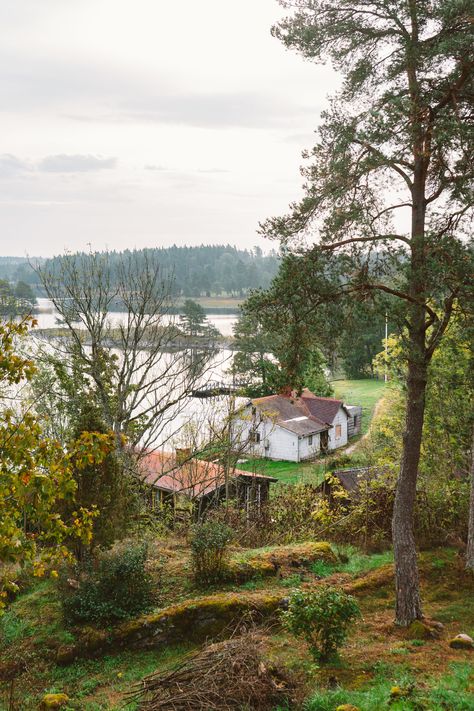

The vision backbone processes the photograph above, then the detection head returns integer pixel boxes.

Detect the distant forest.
[0,246,280,299]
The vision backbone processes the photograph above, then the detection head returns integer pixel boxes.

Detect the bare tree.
[36,250,215,453]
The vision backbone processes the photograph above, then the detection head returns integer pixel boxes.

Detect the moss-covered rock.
[57,591,283,665]
[449,634,473,650]
[345,565,394,593]
[247,541,336,569]
[40,693,70,709]
[227,557,275,582]
[227,542,336,582]
[405,620,435,640]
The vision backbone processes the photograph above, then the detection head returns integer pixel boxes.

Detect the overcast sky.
[0,0,337,258]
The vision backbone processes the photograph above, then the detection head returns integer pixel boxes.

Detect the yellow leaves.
[69,431,115,471]
[33,562,46,578]
[0,318,111,603]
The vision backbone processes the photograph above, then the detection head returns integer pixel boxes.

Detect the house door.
[320,431,329,453]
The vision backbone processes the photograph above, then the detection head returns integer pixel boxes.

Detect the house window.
[308,435,313,445]
[249,431,261,443]
[335,424,342,439]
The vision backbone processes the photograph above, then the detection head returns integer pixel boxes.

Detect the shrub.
[59,542,154,625]
[283,587,361,662]
[190,521,234,586]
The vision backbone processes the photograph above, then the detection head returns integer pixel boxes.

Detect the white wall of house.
[233,409,301,462]
[327,407,349,450]
[298,432,321,461]
[233,404,349,462]
[265,425,300,461]
[234,407,325,462]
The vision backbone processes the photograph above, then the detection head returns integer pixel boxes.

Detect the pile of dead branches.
[127,630,294,710]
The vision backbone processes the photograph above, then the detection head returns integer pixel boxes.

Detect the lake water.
[31,299,242,451]
[34,298,238,337]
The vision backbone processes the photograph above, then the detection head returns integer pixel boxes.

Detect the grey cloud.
[0,48,317,130]
[145,164,168,171]
[117,91,314,129]
[0,153,32,177]
[38,154,117,172]
[197,168,230,174]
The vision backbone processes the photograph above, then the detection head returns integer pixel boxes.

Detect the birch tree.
[37,250,214,454]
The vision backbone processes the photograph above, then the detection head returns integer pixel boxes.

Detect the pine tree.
[260,0,473,624]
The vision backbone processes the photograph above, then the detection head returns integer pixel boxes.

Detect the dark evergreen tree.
[179,299,207,336]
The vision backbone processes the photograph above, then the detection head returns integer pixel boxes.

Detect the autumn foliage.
[0,318,114,609]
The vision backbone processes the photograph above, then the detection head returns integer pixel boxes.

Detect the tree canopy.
[255,0,473,625]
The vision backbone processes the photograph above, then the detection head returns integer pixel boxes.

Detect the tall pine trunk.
[392,157,427,625]
[466,426,474,571]
[392,349,427,624]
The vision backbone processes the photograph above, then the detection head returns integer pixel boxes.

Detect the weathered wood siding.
[328,406,349,450]
[347,406,363,437]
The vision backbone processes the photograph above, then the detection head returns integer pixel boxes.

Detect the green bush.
[190,521,234,586]
[59,542,154,625]
[283,586,361,662]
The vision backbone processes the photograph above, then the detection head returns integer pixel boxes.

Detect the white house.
[233,389,350,463]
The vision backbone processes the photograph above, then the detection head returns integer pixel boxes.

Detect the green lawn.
[332,378,387,434]
[237,458,328,485]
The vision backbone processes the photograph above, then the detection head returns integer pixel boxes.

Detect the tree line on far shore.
[0,245,280,300]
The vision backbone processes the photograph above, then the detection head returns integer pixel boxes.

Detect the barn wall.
[347,406,363,437]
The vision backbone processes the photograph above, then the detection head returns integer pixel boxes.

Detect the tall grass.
[311,546,393,578]
[306,663,473,711]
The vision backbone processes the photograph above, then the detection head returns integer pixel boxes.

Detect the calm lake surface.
[34,298,238,337]
[31,299,241,450]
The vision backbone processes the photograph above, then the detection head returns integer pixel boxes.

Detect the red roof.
[139,451,276,499]
[251,389,347,428]
[251,394,329,434]
[300,390,348,424]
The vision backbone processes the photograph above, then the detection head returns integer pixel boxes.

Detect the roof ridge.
[302,394,343,403]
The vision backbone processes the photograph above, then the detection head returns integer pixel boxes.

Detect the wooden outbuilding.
[346,405,363,437]
[139,450,277,517]
[316,466,380,506]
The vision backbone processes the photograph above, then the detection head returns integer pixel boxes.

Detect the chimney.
[175,447,192,464]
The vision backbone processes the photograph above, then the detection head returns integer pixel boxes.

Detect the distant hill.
[3,246,280,299]
[0,256,44,286]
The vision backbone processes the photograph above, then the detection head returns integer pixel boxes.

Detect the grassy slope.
[332,378,387,435]
[1,547,473,710]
